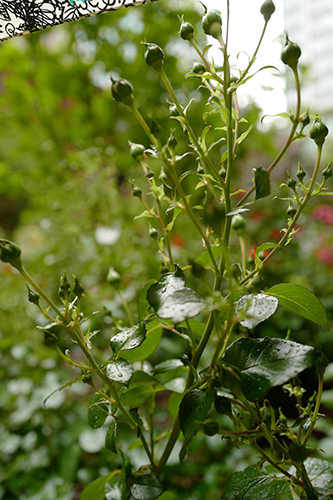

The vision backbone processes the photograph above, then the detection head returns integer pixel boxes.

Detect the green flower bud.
[309,118,329,146]
[107,267,121,286]
[169,104,181,117]
[44,331,58,348]
[82,371,93,385]
[288,442,308,463]
[322,162,333,180]
[192,62,206,74]
[144,43,164,71]
[260,0,275,22]
[149,225,158,239]
[202,10,222,41]
[180,20,194,41]
[167,132,178,149]
[146,168,154,180]
[258,250,266,261]
[129,142,145,159]
[281,35,301,69]
[315,354,329,373]
[286,202,297,218]
[299,109,310,129]
[202,420,219,436]
[296,161,306,182]
[219,166,226,180]
[26,285,40,305]
[131,184,142,198]
[58,271,71,301]
[231,214,246,235]
[287,171,297,190]
[159,166,168,181]
[0,239,22,268]
[111,77,134,107]
[72,275,85,298]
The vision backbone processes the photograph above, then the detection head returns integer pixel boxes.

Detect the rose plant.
[1,2,333,499]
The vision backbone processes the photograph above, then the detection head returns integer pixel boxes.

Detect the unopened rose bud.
[180,20,194,41]
[309,118,329,146]
[202,10,222,42]
[0,239,22,268]
[260,0,275,22]
[111,77,134,107]
[281,35,301,70]
[144,43,164,71]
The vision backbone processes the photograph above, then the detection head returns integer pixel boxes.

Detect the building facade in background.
[283,0,333,116]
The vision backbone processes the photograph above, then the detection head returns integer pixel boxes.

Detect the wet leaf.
[147,267,185,311]
[157,288,206,325]
[105,418,117,454]
[131,473,165,500]
[106,358,133,384]
[110,324,146,355]
[87,401,109,429]
[265,283,328,329]
[120,371,164,407]
[222,337,318,401]
[236,294,279,329]
[220,464,285,500]
[289,458,333,495]
[120,318,163,363]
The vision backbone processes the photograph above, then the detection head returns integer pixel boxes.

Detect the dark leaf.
[179,387,215,462]
[87,402,109,429]
[254,168,271,200]
[131,473,165,500]
[147,267,185,311]
[222,337,318,401]
[120,318,163,362]
[220,464,285,500]
[105,418,117,454]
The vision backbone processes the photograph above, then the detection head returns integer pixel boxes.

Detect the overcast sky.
[203,0,286,117]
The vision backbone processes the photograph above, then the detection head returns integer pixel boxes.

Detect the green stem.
[302,370,324,446]
[234,21,268,87]
[252,442,303,486]
[158,66,224,185]
[130,103,159,148]
[240,144,322,287]
[235,66,301,209]
[239,234,247,278]
[118,290,134,327]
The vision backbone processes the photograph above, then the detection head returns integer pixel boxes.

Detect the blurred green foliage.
[0,1,333,499]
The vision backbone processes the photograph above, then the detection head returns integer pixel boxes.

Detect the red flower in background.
[312,204,333,225]
[315,246,333,266]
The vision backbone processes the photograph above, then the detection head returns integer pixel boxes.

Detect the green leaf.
[131,473,165,500]
[87,401,109,429]
[289,458,333,495]
[265,283,328,329]
[120,318,163,363]
[106,358,133,384]
[157,288,206,325]
[220,464,285,500]
[105,418,117,454]
[110,324,146,356]
[235,293,279,329]
[236,124,254,146]
[168,392,183,420]
[222,337,318,401]
[179,387,215,462]
[81,472,119,500]
[139,279,156,321]
[254,168,271,200]
[147,267,185,311]
[120,371,164,407]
